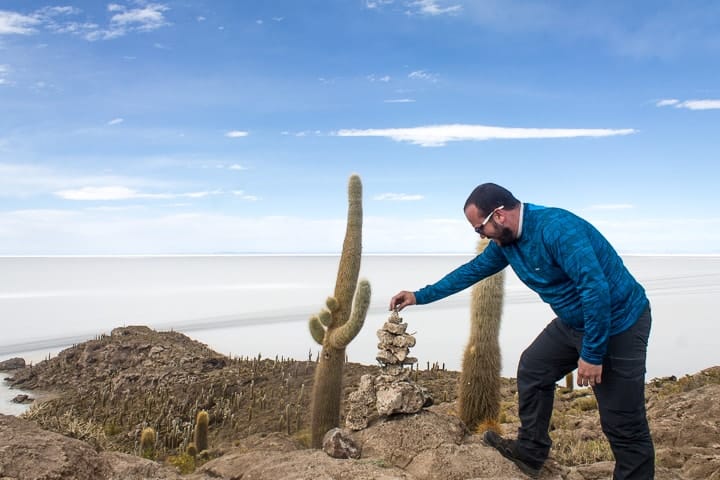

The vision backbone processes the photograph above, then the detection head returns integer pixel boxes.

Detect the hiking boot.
[482,430,543,479]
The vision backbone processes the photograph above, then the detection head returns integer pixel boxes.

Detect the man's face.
[465,204,515,246]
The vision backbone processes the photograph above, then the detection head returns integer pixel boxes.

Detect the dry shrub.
[551,431,614,466]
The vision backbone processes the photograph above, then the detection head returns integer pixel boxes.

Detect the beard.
[491,222,516,246]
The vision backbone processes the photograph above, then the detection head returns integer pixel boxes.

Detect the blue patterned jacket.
[414,203,649,364]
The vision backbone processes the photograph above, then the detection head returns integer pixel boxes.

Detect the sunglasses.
[474,205,504,234]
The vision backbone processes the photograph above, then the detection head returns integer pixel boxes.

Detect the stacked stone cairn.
[375,309,418,375]
[344,309,432,431]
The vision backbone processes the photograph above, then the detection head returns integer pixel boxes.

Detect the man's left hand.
[577,358,603,387]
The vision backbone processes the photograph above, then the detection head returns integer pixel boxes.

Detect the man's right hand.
[389,291,416,311]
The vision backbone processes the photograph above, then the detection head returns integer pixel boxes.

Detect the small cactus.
[186,442,198,457]
[194,410,209,453]
[139,426,156,459]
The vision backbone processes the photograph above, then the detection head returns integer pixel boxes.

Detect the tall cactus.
[458,237,504,432]
[308,174,371,448]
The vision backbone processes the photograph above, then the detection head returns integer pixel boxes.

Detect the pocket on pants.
[599,355,646,413]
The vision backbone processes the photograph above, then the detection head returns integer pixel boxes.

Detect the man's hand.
[389,291,416,311]
[577,358,603,387]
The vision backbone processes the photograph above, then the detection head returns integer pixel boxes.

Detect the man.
[390,183,654,479]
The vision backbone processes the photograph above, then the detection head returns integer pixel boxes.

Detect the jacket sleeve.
[414,242,508,305]
[546,224,612,365]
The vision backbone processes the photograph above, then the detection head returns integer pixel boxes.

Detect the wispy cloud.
[657,98,720,111]
[367,74,391,82]
[225,130,249,138]
[282,130,322,137]
[406,0,462,16]
[366,0,395,9]
[408,70,438,82]
[232,190,259,201]
[54,186,221,201]
[336,124,636,147]
[228,164,247,171]
[374,193,424,201]
[0,64,10,86]
[108,3,169,32]
[0,3,170,41]
[0,11,40,35]
[384,98,416,103]
[0,163,168,198]
[107,118,124,126]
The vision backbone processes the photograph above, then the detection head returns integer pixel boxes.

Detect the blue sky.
[1,0,719,255]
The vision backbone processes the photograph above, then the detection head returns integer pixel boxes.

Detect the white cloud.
[54,186,221,201]
[109,3,169,32]
[232,190,259,201]
[197,16,206,22]
[0,3,171,41]
[0,163,168,198]
[228,164,247,171]
[0,11,40,35]
[272,17,284,22]
[366,0,395,9]
[656,98,720,110]
[336,124,636,147]
[1,208,718,255]
[367,74,391,82]
[408,70,438,82]
[677,99,720,111]
[0,64,9,86]
[290,130,323,137]
[374,193,424,201]
[384,98,416,103]
[406,0,462,16]
[225,130,249,138]
[107,118,124,126]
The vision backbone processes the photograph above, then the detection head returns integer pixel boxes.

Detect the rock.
[0,357,25,371]
[352,409,467,470]
[345,374,378,430]
[375,377,431,416]
[11,394,33,404]
[0,413,113,480]
[0,414,219,480]
[345,374,432,430]
[322,428,361,459]
[193,433,412,480]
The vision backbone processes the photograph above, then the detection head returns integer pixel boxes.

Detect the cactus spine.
[308,174,371,448]
[458,237,505,433]
[194,410,209,453]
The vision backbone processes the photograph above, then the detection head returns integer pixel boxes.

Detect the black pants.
[516,307,654,479]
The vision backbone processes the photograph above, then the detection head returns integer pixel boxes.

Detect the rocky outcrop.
[0,357,25,371]
[2,327,718,479]
[0,414,186,480]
